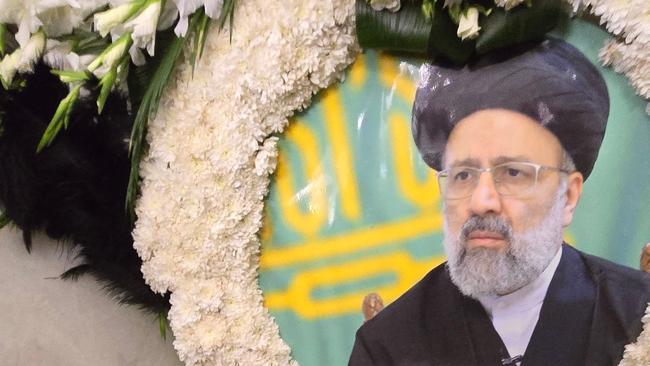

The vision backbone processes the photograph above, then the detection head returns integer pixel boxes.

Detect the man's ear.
[563,172,584,227]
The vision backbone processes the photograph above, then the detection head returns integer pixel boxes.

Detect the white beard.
[442,184,566,299]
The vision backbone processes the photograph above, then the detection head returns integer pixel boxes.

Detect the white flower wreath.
[132,0,357,364]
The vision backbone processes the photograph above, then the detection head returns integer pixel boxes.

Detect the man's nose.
[468,172,502,216]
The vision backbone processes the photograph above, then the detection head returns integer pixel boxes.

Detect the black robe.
[349,244,650,366]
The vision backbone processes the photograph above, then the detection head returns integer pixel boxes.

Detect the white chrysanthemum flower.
[254,137,279,176]
[619,304,650,366]
[495,0,525,11]
[576,0,650,115]
[457,6,481,40]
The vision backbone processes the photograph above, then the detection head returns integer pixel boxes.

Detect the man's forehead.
[443,109,563,168]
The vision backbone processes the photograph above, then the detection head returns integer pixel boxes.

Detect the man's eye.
[507,168,521,177]
[454,171,470,181]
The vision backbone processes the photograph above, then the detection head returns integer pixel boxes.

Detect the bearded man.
[349,38,650,365]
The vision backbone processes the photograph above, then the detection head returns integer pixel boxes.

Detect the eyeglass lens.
[440,163,539,199]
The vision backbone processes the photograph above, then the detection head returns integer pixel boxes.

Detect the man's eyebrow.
[490,155,531,165]
[449,155,532,168]
[449,158,481,167]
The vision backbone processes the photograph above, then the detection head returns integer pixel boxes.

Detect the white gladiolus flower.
[0,0,105,47]
[43,39,73,69]
[39,5,84,37]
[16,30,46,72]
[44,40,96,71]
[0,51,21,87]
[495,0,526,11]
[172,0,203,17]
[0,29,45,87]
[94,1,143,37]
[171,0,223,36]
[158,0,179,31]
[369,0,400,12]
[123,0,161,56]
[88,32,131,72]
[202,0,223,18]
[457,6,481,40]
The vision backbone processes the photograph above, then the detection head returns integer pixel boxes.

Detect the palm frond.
[125,31,185,222]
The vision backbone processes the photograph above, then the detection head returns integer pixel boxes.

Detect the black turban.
[411,37,609,180]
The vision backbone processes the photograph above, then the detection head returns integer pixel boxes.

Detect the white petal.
[17,31,45,72]
[174,15,189,37]
[158,0,179,30]
[42,39,73,69]
[0,51,21,85]
[171,0,203,17]
[94,2,135,37]
[203,0,223,19]
[124,0,161,55]
[129,44,146,66]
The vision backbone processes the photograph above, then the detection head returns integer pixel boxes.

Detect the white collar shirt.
[476,246,563,360]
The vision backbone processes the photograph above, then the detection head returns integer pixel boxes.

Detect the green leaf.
[88,32,132,72]
[475,0,566,55]
[51,69,91,83]
[0,212,9,229]
[190,9,211,75]
[447,3,462,24]
[217,0,236,42]
[63,84,81,130]
[37,84,82,153]
[427,0,475,65]
[356,0,431,54]
[0,24,6,56]
[158,312,168,339]
[97,67,117,114]
[421,0,436,20]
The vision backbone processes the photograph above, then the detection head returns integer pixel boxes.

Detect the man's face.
[443,108,566,246]
[441,109,580,297]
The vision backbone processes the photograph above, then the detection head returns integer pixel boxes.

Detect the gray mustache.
[460,215,513,242]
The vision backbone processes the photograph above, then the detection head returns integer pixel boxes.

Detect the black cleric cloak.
[349,244,650,365]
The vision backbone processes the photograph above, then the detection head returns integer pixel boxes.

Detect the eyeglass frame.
[436,161,572,200]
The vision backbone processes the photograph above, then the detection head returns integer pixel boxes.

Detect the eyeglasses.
[437,162,570,200]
